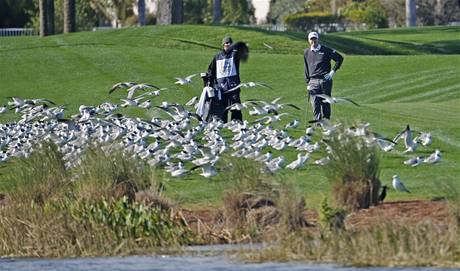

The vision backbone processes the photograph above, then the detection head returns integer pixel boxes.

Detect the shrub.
[324,127,381,211]
[283,12,341,32]
[319,196,347,231]
[72,146,158,203]
[219,156,308,239]
[64,196,194,246]
[342,0,388,29]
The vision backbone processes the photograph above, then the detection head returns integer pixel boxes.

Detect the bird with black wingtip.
[304,31,344,121]
[204,36,249,123]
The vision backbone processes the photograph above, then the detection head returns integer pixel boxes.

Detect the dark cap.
[222,36,233,45]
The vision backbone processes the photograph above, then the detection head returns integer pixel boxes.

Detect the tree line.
[0,0,255,36]
[1,0,459,37]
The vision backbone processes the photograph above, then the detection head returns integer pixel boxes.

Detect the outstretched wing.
[337,97,360,106]
[231,42,249,61]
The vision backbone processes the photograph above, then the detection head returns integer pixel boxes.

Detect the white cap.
[308,31,319,40]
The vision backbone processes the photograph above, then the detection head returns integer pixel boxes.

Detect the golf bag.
[200,72,225,122]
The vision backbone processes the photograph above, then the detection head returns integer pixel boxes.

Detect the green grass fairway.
[1,25,459,209]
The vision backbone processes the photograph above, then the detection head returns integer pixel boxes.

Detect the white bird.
[126,83,160,99]
[254,113,289,124]
[423,149,441,164]
[191,163,217,178]
[255,151,272,163]
[417,132,432,146]
[305,126,315,136]
[286,153,309,170]
[175,74,197,85]
[138,100,152,109]
[226,81,273,93]
[185,96,198,106]
[285,119,300,129]
[263,42,273,49]
[109,82,137,94]
[313,94,360,106]
[314,156,330,166]
[392,175,410,193]
[403,156,423,167]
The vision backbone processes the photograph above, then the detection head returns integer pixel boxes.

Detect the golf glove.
[324,70,335,80]
[307,85,312,91]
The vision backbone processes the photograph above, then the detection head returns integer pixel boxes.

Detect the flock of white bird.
[0,78,442,195]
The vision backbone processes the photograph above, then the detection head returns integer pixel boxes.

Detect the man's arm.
[207,56,217,85]
[330,49,343,71]
[303,49,310,84]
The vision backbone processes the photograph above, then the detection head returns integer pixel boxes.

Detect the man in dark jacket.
[304,31,344,121]
[207,36,245,123]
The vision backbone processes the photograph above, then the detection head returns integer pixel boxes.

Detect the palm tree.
[64,0,76,33]
[405,0,416,26]
[39,0,55,36]
[172,0,183,24]
[46,0,55,35]
[138,0,146,26]
[39,0,48,36]
[158,0,183,24]
[213,0,221,24]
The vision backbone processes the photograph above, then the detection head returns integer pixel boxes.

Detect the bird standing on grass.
[392,175,410,193]
[424,149,441,164]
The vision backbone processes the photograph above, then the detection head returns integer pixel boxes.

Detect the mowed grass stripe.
[363,71,458,103]
[396,82,460,103]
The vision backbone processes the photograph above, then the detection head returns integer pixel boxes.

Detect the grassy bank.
[0,25,459,264]
[1,25,459,210]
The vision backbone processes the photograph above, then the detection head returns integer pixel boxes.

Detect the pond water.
[1,244,457,271]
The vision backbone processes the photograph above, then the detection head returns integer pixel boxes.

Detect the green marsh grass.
[0,143,194,257]
[4,141,70,206]
[72,145,159,203]
[324,127,381,211]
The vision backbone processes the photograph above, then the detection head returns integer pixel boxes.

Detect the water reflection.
[0,244,456,271]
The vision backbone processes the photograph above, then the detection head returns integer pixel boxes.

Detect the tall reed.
[324,127,381,211]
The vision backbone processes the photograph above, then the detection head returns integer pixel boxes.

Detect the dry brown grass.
[244,221,460,267]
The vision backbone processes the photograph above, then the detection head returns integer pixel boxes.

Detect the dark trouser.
[207,90,242,123]
[308,78,332,121]
[223,90,242,123]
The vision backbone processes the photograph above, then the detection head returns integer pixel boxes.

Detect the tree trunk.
[46,0,55,35]
[63,0,76,33]
[158,0,183,24]
[172,0,183,24]
[39,0,48,37]
[213,0,221,24]
[330,0,337,15]
[138,0,146,26]
[405,0,416,27]
[157,0,172,24]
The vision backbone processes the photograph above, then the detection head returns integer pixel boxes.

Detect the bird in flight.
[109,82,160,99]
[175,74,197,85]
[109,82,137,94]
[263,42,273,50]
[313,94,360,106]
[226,81,273,93]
